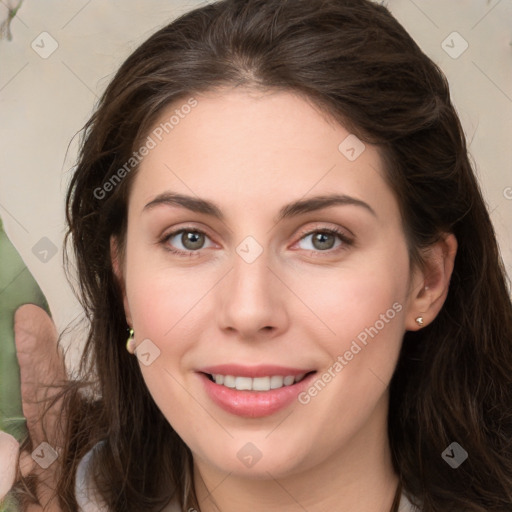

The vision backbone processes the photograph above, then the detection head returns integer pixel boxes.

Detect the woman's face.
[117,88,421,478]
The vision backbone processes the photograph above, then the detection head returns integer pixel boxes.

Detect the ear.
[405,233,458,331]
[110,236,133,327]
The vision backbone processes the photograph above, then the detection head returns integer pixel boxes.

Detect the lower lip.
[199,372,316,418]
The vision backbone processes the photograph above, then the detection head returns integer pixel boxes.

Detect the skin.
[113,87,457,512]
[0,304,65,512]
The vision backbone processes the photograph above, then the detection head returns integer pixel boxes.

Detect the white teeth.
[283,375,295,386]
[223,375,236,388]
[270,376,284,389]
[252,376,270,391]
[235,376,252,390]
[210,373,307,391]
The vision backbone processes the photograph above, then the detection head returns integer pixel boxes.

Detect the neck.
[192,394,399,512]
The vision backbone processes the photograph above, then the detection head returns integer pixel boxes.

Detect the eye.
[162,228,215,255]
[296,228,352,253]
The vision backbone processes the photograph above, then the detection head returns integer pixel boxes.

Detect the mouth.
[197,365,318,418]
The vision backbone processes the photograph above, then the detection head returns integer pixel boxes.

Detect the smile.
[197,365,317,418]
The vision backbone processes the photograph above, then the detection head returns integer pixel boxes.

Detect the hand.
[0,304,67,511]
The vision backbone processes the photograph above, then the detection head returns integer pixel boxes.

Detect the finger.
[14,304,67,448]
[0,431,19,501]
[14,304,67,511]
[19,450,36,478]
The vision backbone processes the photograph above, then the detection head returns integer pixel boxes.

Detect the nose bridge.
[216,239,286,337]
[231,244,274,312]
[232,248,270,300]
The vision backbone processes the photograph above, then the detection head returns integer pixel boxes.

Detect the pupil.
[313,232,334,250]
[183,231,204,250]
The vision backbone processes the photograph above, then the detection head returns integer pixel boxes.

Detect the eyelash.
[159,226,353,257]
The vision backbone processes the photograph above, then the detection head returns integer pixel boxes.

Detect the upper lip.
[198,364,316,378]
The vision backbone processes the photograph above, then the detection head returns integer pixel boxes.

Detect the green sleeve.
[0,216,52,511]
[0,216,50,440]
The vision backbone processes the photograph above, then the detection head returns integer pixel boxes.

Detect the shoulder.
[75,441,108,511]
[75,441,181,511]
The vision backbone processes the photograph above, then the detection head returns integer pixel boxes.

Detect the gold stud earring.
[415,316,424,327]
[126,328,135,354]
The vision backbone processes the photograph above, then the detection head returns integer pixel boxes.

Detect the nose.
[216,249,289,340]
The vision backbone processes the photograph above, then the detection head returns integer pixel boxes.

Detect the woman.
[4,0,512,510]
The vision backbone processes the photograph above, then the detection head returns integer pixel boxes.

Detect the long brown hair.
[13,0,512,510]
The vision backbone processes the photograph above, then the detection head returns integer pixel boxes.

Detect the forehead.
[129,87,397,223]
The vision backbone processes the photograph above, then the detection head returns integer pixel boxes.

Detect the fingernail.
[0,431,20,499]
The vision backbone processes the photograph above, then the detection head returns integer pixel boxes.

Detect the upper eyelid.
[295,223,352,239]
[162,223,350,239]
[161,223,214,240]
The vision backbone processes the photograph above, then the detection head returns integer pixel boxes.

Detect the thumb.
[0,430,20,502]
[14,304,66,448]
[14,304,67,511]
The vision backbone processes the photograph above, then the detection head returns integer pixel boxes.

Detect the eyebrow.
[143,192,377,222]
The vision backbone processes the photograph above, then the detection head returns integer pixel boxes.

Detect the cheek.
[288,246,409,411]
[124,258,210,431]
[124,237,212,343]
[291,250,409,350]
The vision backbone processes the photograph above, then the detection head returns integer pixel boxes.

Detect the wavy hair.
[12,0,512,510]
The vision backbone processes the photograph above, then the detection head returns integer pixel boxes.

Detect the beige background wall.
[0,0,511,367]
